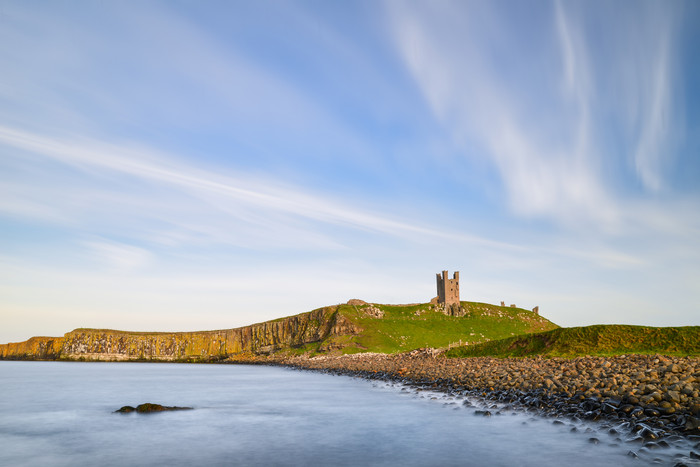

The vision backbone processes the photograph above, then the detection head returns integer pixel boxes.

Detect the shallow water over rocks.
[0,361,697,466]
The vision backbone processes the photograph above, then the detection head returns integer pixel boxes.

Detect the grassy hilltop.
[290,301,557,355]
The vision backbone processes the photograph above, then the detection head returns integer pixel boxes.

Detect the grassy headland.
[288,301,557,355]
[0,300,557,361]
[444,324,700,358]
[3,301,696,361]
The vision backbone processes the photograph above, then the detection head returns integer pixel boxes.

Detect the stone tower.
[436,270,460,307]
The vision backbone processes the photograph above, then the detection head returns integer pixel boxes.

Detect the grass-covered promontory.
[290,301,557,355]
[444,324,700,358]
[0,300,558,361]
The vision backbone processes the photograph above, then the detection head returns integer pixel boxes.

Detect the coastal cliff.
[0,300,556,361]
[0,336,64,360]
[0,306,360,362]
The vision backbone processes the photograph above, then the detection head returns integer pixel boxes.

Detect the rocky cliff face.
[0,336,64,360]
[0,306,361,362]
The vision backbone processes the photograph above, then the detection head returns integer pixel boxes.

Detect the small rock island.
[115,403,193,414]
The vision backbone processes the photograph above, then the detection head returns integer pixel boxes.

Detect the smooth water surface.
[0,361,685,466]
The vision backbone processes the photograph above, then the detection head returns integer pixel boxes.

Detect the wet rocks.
[115,403,192,413]
[278,352,700,443]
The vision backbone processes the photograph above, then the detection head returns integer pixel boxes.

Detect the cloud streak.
[2,122,664,275]
[0,125,518,252]
[386,0,683,225]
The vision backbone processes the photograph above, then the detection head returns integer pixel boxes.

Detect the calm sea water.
[0,361,689,466]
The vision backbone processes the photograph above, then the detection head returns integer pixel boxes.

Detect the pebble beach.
[279,351,700,451]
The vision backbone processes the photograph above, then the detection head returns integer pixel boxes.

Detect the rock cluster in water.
[280,352,700,444]
[114,403,192,413]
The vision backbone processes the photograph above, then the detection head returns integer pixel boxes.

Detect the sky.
[1,0,699,343]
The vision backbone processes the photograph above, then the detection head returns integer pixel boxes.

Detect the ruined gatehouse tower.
[435,270,465,317]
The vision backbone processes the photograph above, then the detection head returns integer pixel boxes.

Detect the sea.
[0,361,693,466]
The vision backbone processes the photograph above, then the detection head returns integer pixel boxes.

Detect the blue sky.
[1,0,699,343]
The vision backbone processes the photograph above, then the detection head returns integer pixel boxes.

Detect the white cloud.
[386,0,683,225]
[629,7,678,192]
[387,1,610,226]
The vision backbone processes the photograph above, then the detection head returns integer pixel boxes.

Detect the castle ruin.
[435,270,465,316]
[436,270,459,306]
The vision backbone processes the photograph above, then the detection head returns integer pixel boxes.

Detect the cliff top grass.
[444,324,700,358]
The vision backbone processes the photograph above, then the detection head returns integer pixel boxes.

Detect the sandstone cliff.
[0,336,64,360]
[0,306,360,362]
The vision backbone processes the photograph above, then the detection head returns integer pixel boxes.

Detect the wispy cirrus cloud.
[385,0,684,225]
[2,123,663,275]
[622,3,680,192]
[386,0,609,226]
[0,125,516,251]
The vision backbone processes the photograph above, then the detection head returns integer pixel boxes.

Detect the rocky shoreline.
[272,351,700,461]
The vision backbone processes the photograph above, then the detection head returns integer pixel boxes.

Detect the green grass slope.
[444,324,700,358]
[292,301,558,355]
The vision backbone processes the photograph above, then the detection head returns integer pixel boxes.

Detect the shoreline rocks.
[272,351,700,442]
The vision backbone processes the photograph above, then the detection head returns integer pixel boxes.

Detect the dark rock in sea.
[588,437,600,444]
[115,403,193,413]
[474,410,492,417]
[686,417,700,432]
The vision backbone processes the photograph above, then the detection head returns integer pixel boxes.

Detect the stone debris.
[361,305,384,319]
